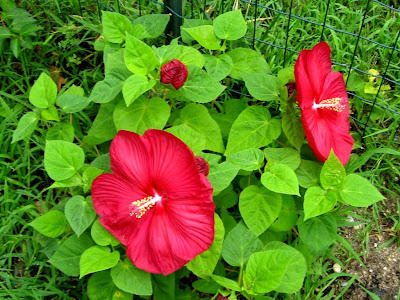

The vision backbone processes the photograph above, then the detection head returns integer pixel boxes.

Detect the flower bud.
[160,59,188,89]
[194,156,209,176]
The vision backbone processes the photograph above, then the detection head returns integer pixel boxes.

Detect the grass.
[0,0,399,299]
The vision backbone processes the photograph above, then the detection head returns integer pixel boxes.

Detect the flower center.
[130,194,162,218]
[312,97,345,112]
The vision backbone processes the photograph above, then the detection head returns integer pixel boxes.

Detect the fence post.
[164,0,182,38]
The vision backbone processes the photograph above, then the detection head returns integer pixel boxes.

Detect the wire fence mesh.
[84,0,400,142]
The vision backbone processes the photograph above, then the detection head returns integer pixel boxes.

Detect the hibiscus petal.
[294,49,314,109]
[109,130,152,193]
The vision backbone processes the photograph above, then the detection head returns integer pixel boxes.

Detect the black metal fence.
[80,0,399,142]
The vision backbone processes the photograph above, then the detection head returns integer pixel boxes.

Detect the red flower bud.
[160,59,188,89]
[286,82,296,97]
[194,156,209,176]
[216,295,229,300]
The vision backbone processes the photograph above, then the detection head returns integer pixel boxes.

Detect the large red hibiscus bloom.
[92,130,215,275]
[294,42,354,165]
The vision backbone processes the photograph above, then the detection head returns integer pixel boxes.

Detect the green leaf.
[30,210,66,238]
[113,96,170,135]
[214,184,238,209]
[44,140,85,181]
[85,102,117,145]
[186,214,224,278]
[111,258,152,295]
[155,43,205,68]
[122,74,155,106]
[89,75,124,104]
[178,65,226,103]
[48,175,83,189]
[49,233,94,276]
[340,174,385,207]
[12,111,38,143]
[297,214,337,256]
[239,186,282,236]
[203,54,233,81]
[211,275,241,292]
[102,11,133,43]
[29,72,57,109]
[10,38,20,58]
[125,33,157,75]
[181,19,213,43]
[261,164,299,195]
[208,162,239,195]
[282,114,304,151]
[182,25,221,50]
[277,66,295,84]
[83,167,104,193]
[104,47,132,78]
[213,10,247,40]
[41,105,60,121]
[320,150,346,190]
[57,94,91,113]
[132,14,170,38]
[166,124,206,154]
[0,28,11,39]
[192,279,221,294]
[152,274,175,300]
[225,106,281,155]
[63,84,85,96]
[241,73,281,102]
[263,148,301,171]
[226,48,270,80]
[303,187,338,220]
[245,242,306,293]
[175,103,224,153]
[295,159,322,188]
[269,195,298,232]
[80,246,120,278]
[46,123,74,143]
[226,148,264,171]
[87,271,133,300]
[222,222,262,266]
[65,196,97,237]
[91,219,120,247]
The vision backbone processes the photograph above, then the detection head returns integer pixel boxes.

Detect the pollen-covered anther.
[312,97,345,112]
[130,195,161,218]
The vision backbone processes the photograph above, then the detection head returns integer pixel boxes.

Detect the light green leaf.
[155,43,205,68]
[211,275,241,292]
[89,75,124,104]
[295,159,322,188]
[44,140,85,181]
[181,19,213,44]
[80,246,120,278]
[57,94,91,113]
[186,214,224,278]
[263,148,301,170]
[87,271,133,300]
[83,167,104,193]
[214,184,238,209]
[12,111,38,143]
[208,162,239,195]
[225,106,281,155]
[203,54,233,81]
[41,105,60,121]
[113,97,170,135]
[241,73,281,102]
[178,65,226,103]
[102,11,133,43]
[91,219,120,247]
[48,174,83,189]
[269,195,298,232]
[226,148,264,171]
[63,84,85,96]
[282,114,304,150]
[182,25,221,50]
[65,196,97,237]
[125,33,157,75]
[29,72,57,108]
[166,124,206,154]
[30,210,66,238]
[213,10,247,40]
[132,14,170,38]
[340,174,385,207]
[303,186,338,220]
[226,48,270,80]
[320,150,346,190]
[122,74,155,106]
[85,102,117,145]
[239,185,282,236]
[46,123,74,142]
[261,164,299,195]
[111,258,152,295]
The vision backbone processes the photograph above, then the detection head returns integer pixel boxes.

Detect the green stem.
[238,263,244,285]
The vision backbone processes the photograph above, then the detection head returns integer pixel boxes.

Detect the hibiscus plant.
[20,9,385,299]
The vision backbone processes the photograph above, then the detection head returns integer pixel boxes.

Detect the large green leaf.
[124,33,157,75]
[12,111,38,143]
[89,73,124,104]
[295,159,322,188]
[225,106,281,155]
[80,246,120,278]
[269,195,298,232]
[113,97,170,135]
[211,275,241,292]
[261,164,300,195]
[152,274,175,300]
[282,113,304,151]
[320,150,346,190]
[203,53,233,81]
[208,162,239,195]
[46,123,74,143]
[178,65,226,103]
[155,43,204,68]
[263,148,301,170]
[102,11,133,43]
[166,124,206,154]
[182,25,221,50]
[30,210,66,238]
[44,140,85,181]
[186,214,224,278]
[122,74,155,106]
[132,14,170,38]
[213,10,247,40]
[241,73,281,102]
[226,48,270,80]
[210,99,247,138]
[181,19,213,44]
[226,148,264,171]
[110,258,152,296]
[85,102,117,145]
[239,185,282,236]
[340,174,385,207]
[65,196,97,237]
[29,72,57,108]
[91,219,120,247]
[57,94,91,113]
[245,242,306,293]
[303,186,338,220]
[87,271,132,300]
[41,105,60,121]
[222,222,262,266]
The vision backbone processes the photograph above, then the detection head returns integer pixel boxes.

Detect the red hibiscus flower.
[160,59,188,89]
[92,130,215,275]
[294,42,354,165]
